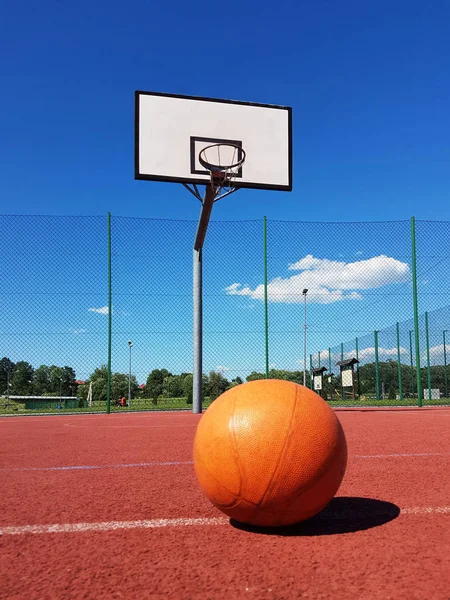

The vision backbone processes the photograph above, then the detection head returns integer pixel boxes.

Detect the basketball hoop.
[198,143,246,199]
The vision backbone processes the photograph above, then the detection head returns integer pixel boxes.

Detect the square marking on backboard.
[190,137,244,177]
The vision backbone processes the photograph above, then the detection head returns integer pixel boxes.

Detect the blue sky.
[1,1,450,385]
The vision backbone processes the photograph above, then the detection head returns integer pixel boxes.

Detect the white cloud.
[216,365,230,373]
[422,344,450,361]
[70,329,86,334]
[225,254,410,305]
[88,306,109,315]
[349,346,408,360]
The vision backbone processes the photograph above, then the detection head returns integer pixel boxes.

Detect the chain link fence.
[0,215,449,414]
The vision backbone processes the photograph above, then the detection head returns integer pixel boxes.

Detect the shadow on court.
[230,496,400,536]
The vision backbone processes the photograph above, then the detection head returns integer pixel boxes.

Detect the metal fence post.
[107,212,112,415]
[411,216,423,407]
[409,330,414,399]
[396,322,403,400]
[444,330,448,399]
[263,216,269,378]
[374,330,380,401]
[355,337,360,400]
[425,311,431,401]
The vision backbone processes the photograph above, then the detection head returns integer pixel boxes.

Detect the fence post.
[425,311,431,401]
[374,330,380,401]
[355,337,360,400]
[396,322,403,400]
[309,354,313,389]
[444,330,448,399]
[409,330,414,399]
[341,343,344,361]
[411,216,422,407]
[328,347,332,401]
[263,217,269,378]
[107,212,112,415]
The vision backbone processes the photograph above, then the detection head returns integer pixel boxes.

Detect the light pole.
[302,289,308,386]
[128,341,133,407]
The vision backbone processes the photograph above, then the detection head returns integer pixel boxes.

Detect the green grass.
[0,395,448,416]
[0,396,215,416]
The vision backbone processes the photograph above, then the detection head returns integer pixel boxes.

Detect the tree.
[0,357,15,396]
[145,369,171,404]
[78,366,138,404]
[162,375,184,398]
[10,361,34,396]
[61,366,77,396]
[208,371,229,401]
[229,376,243,388]
[246,371,266,382]
[34,366,51,396]
[182,374,193,404]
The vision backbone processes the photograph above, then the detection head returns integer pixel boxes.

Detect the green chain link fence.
[1,214,449,414]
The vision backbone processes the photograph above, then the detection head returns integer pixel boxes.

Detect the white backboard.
[135,91,292,191]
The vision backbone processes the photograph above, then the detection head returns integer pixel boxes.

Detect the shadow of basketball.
[229,497,400,536]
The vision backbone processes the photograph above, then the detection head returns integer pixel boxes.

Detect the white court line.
[2,452,449,473]
[1,507,449,536]
[0,461,194,473]
[353,452,450,459]
[63,423,197,428]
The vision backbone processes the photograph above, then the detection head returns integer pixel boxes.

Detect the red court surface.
[1,408,449,599]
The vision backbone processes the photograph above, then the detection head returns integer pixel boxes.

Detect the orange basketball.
[193,379,347,527]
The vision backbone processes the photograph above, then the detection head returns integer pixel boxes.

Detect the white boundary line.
[2,452,449,473]
[1,507,449,536]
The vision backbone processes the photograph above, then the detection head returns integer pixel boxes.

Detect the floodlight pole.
[193,185,215,414]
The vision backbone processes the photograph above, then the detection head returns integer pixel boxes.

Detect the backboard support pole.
[192,184,215,414]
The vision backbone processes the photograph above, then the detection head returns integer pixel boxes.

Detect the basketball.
[193,379,347,527]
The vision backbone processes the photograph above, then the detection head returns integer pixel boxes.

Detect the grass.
[0,396,214,416]
[0,395,448,416]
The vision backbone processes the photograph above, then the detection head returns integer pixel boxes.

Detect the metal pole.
[128,341,133,407]
[444,330,448,399]
[309,354,313,389]
[193,185,215,414]
[396,322,403,400]
[411,216,422,407]
[107,212,112,414]
[375,330,380,401]
[356,337,360,400]
[409,330,414,398]
[303,289,308,386]
[425,312,431,401]
[193,247,203,413]
[264,217,269,378]
[328,347,332,401]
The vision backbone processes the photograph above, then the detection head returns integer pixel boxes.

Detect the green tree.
[145,369,171,404]
[162,375,184,398]
[0,357,15,396]
[34,366,51,396]
[10,361,34,396]
[208,371,229,401]
[61,366,77,396]
[246,371,266,382]
[182,374,193,404]
[79,366,138,404]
